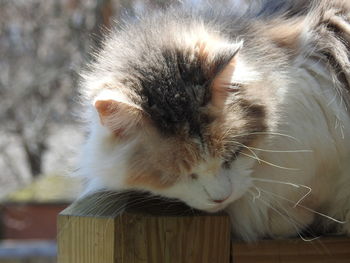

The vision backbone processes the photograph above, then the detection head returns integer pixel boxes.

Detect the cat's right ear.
[93,90,145,137]
[209,42,242,109]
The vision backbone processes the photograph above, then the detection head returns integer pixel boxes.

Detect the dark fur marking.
[128,47,237,136]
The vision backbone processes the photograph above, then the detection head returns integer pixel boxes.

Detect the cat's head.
[82,17,283,212]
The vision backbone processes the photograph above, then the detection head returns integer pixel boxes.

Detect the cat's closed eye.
[221,161,231,169]
[190,173,199,180]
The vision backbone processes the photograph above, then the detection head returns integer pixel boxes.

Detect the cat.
[78,0,350,241]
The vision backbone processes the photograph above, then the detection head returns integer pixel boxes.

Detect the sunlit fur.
[79,0,350,241]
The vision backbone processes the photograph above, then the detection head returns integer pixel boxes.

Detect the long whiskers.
[240,151,300,171]
[256,187,346,224]
[248,146,313,153]
[252,178,312,207]
[248,189,320,242]
[230,140,260,161]
[230,131,302,143]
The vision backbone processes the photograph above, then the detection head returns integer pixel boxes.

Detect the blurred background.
[0,0,177,262]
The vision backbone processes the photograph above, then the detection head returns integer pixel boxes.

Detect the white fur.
[80,49,350,240]
[79,7,350,240]
[155,157,254,212]
[79,111,130,196]
[225,53,350,240]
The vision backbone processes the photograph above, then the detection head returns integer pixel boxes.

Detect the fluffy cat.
[79,0,350,241]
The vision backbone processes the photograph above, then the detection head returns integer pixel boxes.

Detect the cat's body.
[79,0,350,240]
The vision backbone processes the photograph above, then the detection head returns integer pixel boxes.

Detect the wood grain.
[57,191,231,263]
[57,215,115,263]
[113,212,230,263]
[232,237,350,263]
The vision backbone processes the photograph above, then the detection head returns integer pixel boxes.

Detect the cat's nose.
[212,196,229,203]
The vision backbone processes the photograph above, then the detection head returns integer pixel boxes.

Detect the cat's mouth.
[186,197,232,213]
[204,196,233,212]
[205,204,227,213]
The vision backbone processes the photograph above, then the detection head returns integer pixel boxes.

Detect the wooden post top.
[57,191,231,263]
[60,190,223,218]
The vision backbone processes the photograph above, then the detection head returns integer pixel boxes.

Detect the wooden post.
[57,191,350,262]
[232,237,350,263]
[57,191,231,263]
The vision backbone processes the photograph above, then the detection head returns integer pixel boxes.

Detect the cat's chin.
[188,202,229,213]
[204,205,227,213]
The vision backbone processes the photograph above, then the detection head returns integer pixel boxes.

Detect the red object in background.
[0,203,68,240]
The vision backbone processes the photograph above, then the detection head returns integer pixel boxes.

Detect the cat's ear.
[197,39,242,76]
[94,90,144,137]
[208,42,242,108]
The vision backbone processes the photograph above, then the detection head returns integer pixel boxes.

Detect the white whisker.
[230,140,260,162]
[248,190,320,242]
[252,178,312,207]
[251,186,261,202]
[240,152,300,171]
[230,131,301,143]
[248,147,313,153]
[258,188,346,224]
